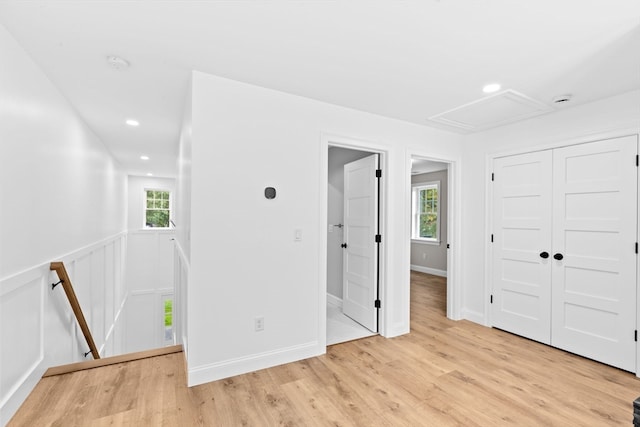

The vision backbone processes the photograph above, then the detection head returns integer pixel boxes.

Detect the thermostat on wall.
[265,187,276,199]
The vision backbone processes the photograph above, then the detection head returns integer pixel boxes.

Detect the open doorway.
[326,146,381,345]
[410,157,450,317]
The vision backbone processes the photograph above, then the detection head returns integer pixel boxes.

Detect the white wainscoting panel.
[124,288,173,353]
[174,242,189,357]
[0,273,44,409]
[122,229,176,354]
[0,232,127,426]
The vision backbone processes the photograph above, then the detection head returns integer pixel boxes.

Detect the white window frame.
[411,180,440,244]
[143,188,173,229]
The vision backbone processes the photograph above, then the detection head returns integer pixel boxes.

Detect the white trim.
[407,152,461,321]
[327,293,343,308]
[636,134,640,378]
[411,239,440,246]
[320,132,391,342]
[488,128,639,159]
[484,153,494,328]
[187,341,320,387]
[174,240,191,274]
[0,356,45,416]
[142,187,173,229]
[174,239,189,360]
[411,180,441,243]
[131,229,176,234]
[130,288,173,296]
[103,292,128,355]
[410,265,447,277]
[461,308,486,325]
[0,231,127,284]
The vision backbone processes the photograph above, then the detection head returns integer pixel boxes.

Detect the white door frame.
[319,134,388,348]
[407,151,461,321]
[484,129,640,375]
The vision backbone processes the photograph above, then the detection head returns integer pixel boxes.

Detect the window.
[412,181,440,242]
[163,295,174,345]
[145,189,171,228]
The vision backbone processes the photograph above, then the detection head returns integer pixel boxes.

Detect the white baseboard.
[187,341,322,387]
[410,265,447,277]
[461,308,486,326]
[327,293,342,308]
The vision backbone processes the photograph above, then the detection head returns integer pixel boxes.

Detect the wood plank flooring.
[9,271,640,426]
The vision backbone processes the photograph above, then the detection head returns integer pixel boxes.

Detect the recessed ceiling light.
[140,155,149,160]
[146,173,153,176]
[482,83,501,93]
[126,119,139,127]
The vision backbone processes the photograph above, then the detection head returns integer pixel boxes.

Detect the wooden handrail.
[50,262,100,360]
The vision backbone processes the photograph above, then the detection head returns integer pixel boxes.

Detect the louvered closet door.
[551,135,637,371]
[491,151,553,344]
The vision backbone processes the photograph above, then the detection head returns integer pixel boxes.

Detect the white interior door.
[491,151,553,344]
[551,135,637,371]
[342,154,379,332]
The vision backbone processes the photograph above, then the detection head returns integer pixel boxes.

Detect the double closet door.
[491,135,638,372]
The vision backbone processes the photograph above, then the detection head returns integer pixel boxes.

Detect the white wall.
[176,89,193,264]
[175,85,193,356]
[460,90,640,324]
[124,176,176,353]
[0,25,127,425]
[327,147,372,301]
[410,169,448,275]
[182,71,462,386]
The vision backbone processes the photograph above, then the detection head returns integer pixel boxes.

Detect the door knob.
[553,253,564,260]
[539,251,549,259]
[341,243,348,248]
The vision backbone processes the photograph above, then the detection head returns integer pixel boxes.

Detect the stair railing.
[50,262,100,360]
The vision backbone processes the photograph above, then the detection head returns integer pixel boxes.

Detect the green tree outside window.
[146,190,171,227]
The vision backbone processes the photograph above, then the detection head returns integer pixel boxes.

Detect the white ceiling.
[1,1,639,177]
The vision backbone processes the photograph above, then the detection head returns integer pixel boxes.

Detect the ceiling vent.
[428,90,552,132]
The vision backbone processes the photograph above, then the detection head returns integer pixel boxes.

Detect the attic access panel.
[428,90,553,132]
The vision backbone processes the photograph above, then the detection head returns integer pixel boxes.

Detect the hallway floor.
[9,272,640,426]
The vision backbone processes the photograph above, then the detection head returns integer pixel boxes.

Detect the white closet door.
[491,151,553,344]
[551,135,637,371]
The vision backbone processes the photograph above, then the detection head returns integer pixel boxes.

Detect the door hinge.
[375,169,382,178]
[375,234,382,243]
[374,299,381,308]
[635,330,637,342]
[490,295,493,304]
[636,154,638,167]
[491,234,494,243]
[491,172,494,181]
[636,242,638,254]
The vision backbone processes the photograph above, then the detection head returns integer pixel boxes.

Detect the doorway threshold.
[327,302,376,345]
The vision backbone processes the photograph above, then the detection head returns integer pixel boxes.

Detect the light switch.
[294,229,302,241]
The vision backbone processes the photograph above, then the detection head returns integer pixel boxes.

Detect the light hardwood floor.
[9,271,640,426]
